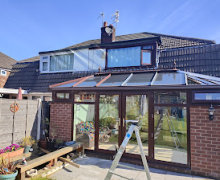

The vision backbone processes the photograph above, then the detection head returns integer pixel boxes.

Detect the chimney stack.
[101,21,115,44]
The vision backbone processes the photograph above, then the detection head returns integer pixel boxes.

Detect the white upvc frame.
[40,51,76,74]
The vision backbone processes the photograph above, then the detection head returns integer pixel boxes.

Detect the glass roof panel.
[124,73,155,86]
[58,81,78,87]
[100,74,130,86]
[77,75,107,87]
[152,72,185,85]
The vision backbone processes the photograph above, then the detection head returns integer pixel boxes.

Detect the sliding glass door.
[98,94,121,151]
[123,93,149,156]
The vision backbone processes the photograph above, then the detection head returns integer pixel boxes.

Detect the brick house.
[48,23,220,179]
[0,52,16,88]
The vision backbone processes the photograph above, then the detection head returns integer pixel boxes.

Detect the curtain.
[50,54,74,71]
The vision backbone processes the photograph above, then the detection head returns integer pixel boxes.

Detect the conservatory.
[50,69,220,173]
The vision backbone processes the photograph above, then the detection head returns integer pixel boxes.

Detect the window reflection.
[154,106,187,164]
[107,47,141,67]
[99,95,119,151]
[125,95,148,155]
[74,104,95,150]
[154,92,186,104]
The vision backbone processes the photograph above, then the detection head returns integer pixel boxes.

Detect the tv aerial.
[97,12,105,26]
[111,10,119,28]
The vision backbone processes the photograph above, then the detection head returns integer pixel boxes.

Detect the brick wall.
[50,103,73,141]
[190,106,220,179]
[0,70,10,88]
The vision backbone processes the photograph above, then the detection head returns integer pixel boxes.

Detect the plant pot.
[0,170,18,180]
[0,148,24,159]
[24,146,31,154]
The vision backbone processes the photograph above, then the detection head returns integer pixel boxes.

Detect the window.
[0,70,6,76]
[75,93,95,102]
[107,45,154,68]
[50,54,74,71]
[42,62,48,71]
[56,93,70,99]
[142,50,151,65]
[154,92,187,104]
[194,92,220,101]
[107,47,141,67]
[142,45,152,65]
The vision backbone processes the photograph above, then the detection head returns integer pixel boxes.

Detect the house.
[48,23,220,179]
[0,52,16,88]
[3,22,220,178]
[4,22,220,101]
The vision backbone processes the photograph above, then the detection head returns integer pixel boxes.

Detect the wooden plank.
[40,148,80,168]
[59,157,80,168]
[17,143,82,173]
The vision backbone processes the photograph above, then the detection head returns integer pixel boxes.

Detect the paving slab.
[50,157,213,180]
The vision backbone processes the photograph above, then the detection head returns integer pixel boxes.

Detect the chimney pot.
[103,21,108,27]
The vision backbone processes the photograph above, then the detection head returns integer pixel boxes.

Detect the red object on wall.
[17,87,23,100]
[190,106,220,179]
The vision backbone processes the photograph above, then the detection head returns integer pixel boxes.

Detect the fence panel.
[0,99,43,149]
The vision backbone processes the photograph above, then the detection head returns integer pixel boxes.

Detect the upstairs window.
[107,45,153,68]
[50,54,74,71]
[42,62,48,71]
[141,46,152,65]
[107,46,141,67]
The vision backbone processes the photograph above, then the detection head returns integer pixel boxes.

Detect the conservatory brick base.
[50,103,73,141]
[190,106,220,179]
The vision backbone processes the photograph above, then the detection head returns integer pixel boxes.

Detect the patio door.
[98,93,122,151]
[122,93,150,157]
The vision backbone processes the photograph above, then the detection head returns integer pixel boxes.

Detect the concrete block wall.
[50,103,73,141]
[190,106,220,179]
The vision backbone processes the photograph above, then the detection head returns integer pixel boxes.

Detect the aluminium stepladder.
[104,120,151,180]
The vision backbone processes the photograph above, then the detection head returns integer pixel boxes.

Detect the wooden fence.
[0,99,41,148]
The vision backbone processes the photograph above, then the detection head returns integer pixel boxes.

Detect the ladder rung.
[109,171,134,180]
[117,163,143,171]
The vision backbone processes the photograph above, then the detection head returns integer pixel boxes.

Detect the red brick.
[190,106,220,179]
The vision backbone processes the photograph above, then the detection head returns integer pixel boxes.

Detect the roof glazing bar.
[121,73,133,86]
[150,72,158,85]
[96,74,111,87]
[72,75,94,87]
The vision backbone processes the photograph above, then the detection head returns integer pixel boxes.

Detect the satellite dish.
[105,27,112,36]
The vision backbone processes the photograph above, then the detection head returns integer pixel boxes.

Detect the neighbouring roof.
[4,59,95,92]
[19,56,40,63]
[51,69,220,90]
[40,32,215,54]
[0,52,16,70]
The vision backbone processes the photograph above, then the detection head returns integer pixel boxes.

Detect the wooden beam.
[49,77,84,88]
[96,74,111,87]
[17,143,82,173]
[72,75,94,87]
[40,148,80,168]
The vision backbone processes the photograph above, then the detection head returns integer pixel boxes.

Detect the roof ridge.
[0,52,17,62]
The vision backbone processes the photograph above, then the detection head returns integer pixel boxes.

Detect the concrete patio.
[50,157,213,180]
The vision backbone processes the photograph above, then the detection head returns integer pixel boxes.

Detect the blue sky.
[0,0,220,60]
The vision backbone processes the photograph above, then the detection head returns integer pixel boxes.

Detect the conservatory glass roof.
[51,70,220,89]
